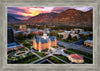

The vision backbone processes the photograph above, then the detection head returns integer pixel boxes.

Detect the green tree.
[15,33,25,40]
[27,32,35,39]
[72,36,78,41]
[59,34,63,39]
[68,34,72,40]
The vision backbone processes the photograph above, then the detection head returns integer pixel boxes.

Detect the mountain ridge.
[8,9,93,27]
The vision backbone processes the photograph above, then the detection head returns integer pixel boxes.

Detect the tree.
[72,36,78,41]
[80,34,89,39]
[59,34,63,39]
[15,33,25,40]
[27,32,35,39]
[68,34,72,40]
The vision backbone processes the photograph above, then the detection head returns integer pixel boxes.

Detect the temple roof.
[35,36,55,44]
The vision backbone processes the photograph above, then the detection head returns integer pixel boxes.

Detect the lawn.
[18,40,26,44]
[23,43,32,49]
[41,48,48,52]
[67,49,93,58]
[64,50,73,54]
[48,56,65,64]
[55,55,71,63]
[64,49,93,64]
[62,39,78,43]
[53,46,58,49]
[35,52,45,57]
[8,54,39,64]
[84,57,93,64]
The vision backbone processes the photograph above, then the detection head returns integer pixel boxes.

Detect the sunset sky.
[7,7,92,20]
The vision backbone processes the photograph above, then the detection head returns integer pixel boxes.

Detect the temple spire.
[54,36,56,40]
[39,38,41,43]
[33,37,36,40]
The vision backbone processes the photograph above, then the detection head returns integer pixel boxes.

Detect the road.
[74,36,92,45]
[57,40,92,54]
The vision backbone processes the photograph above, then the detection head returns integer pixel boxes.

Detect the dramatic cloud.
[52,7,71,13]
[72,7,93,12]
[52,7,93,13]
[7,7,92,20]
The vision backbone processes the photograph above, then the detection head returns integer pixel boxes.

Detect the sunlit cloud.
[7,7,92,20]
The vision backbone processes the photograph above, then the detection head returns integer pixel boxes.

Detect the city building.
[33,30,57,52]
[58,31,71,39]
[19,25,27,31]
[8,28,14,43]
[84,40,93,47]
[27,28,44,35]
[80,32,89,35]
[7,28,22,51]
[7,42,22,51]
[44,28,51,33]
[58,31,79,39]
[71,28,84,34]
[70,34,79,39]
[67,54,84,63]
[14,30,29,37]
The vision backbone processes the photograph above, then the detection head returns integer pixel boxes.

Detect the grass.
[84,57,93,64]
[53,46,58,49]
[64,49,93,64]
[67,49,93,58]
[35,52,45,57]
[18,40,26,44]
[8,54,39,64]
[41,48,48,52]
[23,43,32,49]
[55,55,71,63]
[48,56,65,64]
[64,50,73,54]
[62,39,78,43]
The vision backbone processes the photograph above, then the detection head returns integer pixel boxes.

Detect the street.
[57,40,92,54]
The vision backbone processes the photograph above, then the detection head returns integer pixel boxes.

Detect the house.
[84,40,93,47]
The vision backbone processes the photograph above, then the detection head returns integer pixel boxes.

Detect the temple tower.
[38,38,42,52]
[33,37,37,50]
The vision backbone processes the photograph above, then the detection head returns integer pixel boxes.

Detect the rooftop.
[85,40,93,43]
[35,36,55,44]
[69,54,83,60]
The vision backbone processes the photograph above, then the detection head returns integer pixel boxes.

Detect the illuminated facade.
[19,25,27,31]
[33,30,57,52]
[67,54,84,63]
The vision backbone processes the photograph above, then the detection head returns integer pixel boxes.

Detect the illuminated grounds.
[7,28,93,64]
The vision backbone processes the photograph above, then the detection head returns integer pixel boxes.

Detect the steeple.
[33,37,36,40]
[39,38,41,43]
[54,36,57,40]
[44,29,47,34]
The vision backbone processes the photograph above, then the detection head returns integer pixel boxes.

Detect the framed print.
[0,0,100,71]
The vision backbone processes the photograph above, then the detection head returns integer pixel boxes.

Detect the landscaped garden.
[67,48,93,58]
[8,53,39,64]
[23,42,32,49]
[64,49,93,64]
[35,52,45,57]
[48,56,65,64]
[55,55,71,63]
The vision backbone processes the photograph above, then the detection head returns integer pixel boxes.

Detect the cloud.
[52,7,71,13]
[7,7,92,20]
[73,7,93,12]
[52,7,93,13]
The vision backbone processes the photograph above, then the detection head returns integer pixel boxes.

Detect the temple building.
[33,30,57,52]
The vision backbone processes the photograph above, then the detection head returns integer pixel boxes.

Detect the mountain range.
[8,9,93,27]
[7,14,21,23]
